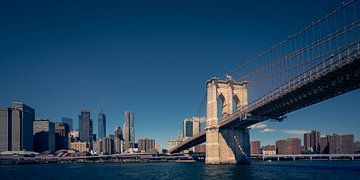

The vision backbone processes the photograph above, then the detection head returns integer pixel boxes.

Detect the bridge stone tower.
[205,77,250,164]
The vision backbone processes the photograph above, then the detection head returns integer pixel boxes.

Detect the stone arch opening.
[217,94,226,121]
[232,95,241,113]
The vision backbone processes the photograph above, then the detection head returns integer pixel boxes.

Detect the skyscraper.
[98,112,106,139]
[123,111,135,150]
[114,127,124,154]
[11,102,35,151]
[33,119,55,153]
[0,108,12,152]
[61,117,73,131]
[55,123,70,150]
[183,118,193,140]
[79,110,91,143]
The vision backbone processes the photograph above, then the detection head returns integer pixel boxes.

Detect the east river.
[1,161,360,179]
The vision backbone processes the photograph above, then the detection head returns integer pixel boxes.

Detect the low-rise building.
[70,141,88,153]
[262,145,276,155]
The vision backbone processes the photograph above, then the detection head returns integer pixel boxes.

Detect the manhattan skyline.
[1,0,360,149]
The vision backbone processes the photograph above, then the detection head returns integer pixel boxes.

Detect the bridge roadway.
[170,41,360,154]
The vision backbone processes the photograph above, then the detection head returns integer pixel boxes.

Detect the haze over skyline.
[1,0,359,148]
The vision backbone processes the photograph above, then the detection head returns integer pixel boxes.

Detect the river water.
[1,161,360,179]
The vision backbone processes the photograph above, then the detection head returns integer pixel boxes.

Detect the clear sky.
[1,0,359,148]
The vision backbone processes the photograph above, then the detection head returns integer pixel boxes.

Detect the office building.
[61,117,73,131]
[320,137,329,154]
[123,111,135,150]
[103,137,113,155]
[11,102,35,151]
[98,112,106,139]
[250,141,261,155]
[55,123,70,150]
[79,110,91,143]
[304,130,320,153]
[33,119,55,152]
[114,127,124,154]
[262,145,276,155]
[183,118,193,140]
[0,108,12,152]
[138,138,156,153]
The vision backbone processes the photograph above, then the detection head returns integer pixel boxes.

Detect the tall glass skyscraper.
[11,102,35,151]
[79,110,91,143]
[183,118,193,140]
[61,117,73,131]
[123,111,135,150]
[98,112,106,139]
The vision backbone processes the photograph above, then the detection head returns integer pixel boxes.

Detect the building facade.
[98,112,106,139]
[304,130,320,153]
[33,119,55,153]
[138,138,156,153]
[11,102,35,151]
[262,145,276,155]
[61,117,73,131]
[0,108,12,152]
[276,138,301,155]
[114,127,124,154]
[123,111,135,150]
[79,110,91,143]
[183,118,193,141]
[192,117,200,136]
[70,141,88,153]
[55,123,70,150]
[250,141,261,155]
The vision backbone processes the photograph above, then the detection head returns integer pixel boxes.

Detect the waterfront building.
[79,110,91,143]
[98,112,106,139]
[69,130,80,142]
[123,111,135,150]
[114,127,124,154]
[262,145,276,155]
[93,139,103,155]
[55,123,70,150]
[276,138,301,155]
[250,141,261,155]
[156,144,162,154]
[33,119,55,152]
[103,137,113,155]
[168,133,183,150]
[0,108,12,152]
[70,141,88,153]
[138,138,156,153]
[320,137,328,154]
[61,117,73,131]
[11,102,35,151]
[183,118,193,141]
[304,130,320,153]
[327,134,354,154]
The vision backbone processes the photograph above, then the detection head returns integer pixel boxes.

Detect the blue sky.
[0,0,359,148]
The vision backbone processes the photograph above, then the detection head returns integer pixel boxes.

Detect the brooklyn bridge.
[170,0,360,164]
